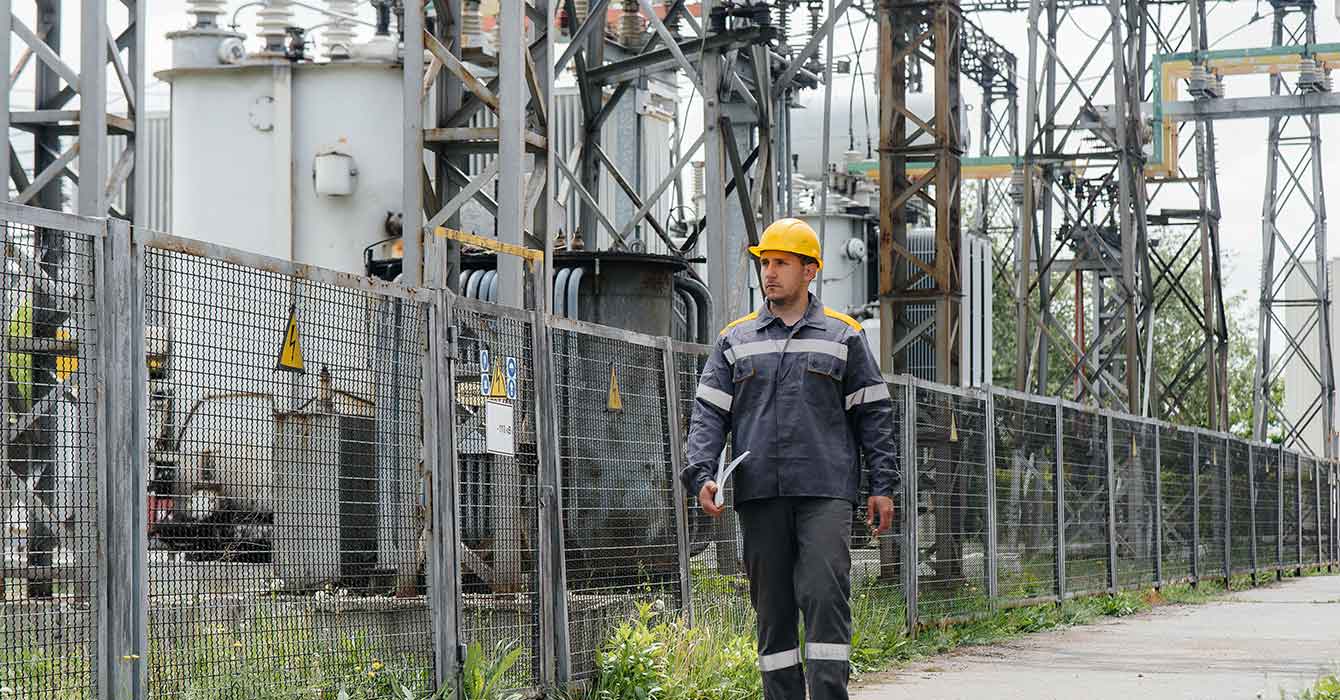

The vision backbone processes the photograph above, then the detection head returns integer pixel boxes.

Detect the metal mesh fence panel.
[143,245,432,698]
[913,386,988,620]
[674,345,755,641]
[1228,439,1255,575]
[1253,445,1281,572]
[1300,456,1320,567]
[1324,465,1335,565]
[1159,427,1195,583]
[550,324,681,681]
[1061,406,1109,595]
[991,392,1058,603]
[1197,435,1227,581]
[851,381,905,642]
[0,219,99,698]
[451,301,542,690]
[1111,418,1157,588]
[1282,452,1300,569]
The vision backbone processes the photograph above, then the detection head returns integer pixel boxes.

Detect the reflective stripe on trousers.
[739,496,854,700]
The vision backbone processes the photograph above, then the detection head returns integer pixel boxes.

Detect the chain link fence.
[0,204,1337,698]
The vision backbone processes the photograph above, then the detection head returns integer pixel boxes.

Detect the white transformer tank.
[163,59,413,272]
[157,38,422,588]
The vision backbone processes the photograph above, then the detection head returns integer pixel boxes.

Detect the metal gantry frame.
[1013,0,1154,415]
[877,0,964,385]
[1252,0,1334,460]
[1141,0,1229,430]
[3,0,147,219]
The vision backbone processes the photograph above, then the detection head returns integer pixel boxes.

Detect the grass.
[585,563,1339,699]
[3,563,1334,698]
[0,597,447,700]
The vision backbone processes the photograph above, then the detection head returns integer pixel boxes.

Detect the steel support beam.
[1252,0,1333,459]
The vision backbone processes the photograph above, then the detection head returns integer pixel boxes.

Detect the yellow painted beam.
[434,226,545,263]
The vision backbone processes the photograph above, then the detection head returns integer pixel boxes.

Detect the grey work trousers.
[737,497,853,700]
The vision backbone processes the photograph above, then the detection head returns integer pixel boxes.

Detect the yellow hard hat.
[749,218,823,269]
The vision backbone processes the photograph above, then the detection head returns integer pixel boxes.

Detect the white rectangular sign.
[485,400,515,456]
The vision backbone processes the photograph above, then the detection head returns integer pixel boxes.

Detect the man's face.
[759,251,818,305]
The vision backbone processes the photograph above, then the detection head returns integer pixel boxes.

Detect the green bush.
[591,601,761,700]
[1299,675,1340,700]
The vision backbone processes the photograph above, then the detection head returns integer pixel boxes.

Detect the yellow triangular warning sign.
[948,412,958,443]
[277,305,304,373]
[606,364,623,413]
[490,362,507,398]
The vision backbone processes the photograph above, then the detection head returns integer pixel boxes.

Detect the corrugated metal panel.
[108,111,171,231]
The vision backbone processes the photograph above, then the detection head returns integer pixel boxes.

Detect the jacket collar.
[752,292,825,332]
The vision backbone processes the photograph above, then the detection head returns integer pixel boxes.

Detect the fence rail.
[0,203,1337,698]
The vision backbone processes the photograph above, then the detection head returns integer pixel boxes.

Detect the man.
[683,218,898,700]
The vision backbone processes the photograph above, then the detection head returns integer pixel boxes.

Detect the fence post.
[984,389,999,608]
[1296,453,1304,575]
[1224,439,1232,587]
[1105,414,1117,594]
[1248,444,1259,586]
[531,310,571,687]
[1315,461,1323,569]
[1153,424,1163,590]
[660,338,695,627]
[1277,445,1284,579]
[1191,431,1200,587]
[1054,396,1066,604]
[96,218,148,700]
[903,380,919,633]
[425,289,462,690]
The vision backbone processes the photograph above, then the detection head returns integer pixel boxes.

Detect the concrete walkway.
[853,574,1340,700]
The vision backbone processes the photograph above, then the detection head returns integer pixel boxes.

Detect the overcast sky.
[15,1,1339,308]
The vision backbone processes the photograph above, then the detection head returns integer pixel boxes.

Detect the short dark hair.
[799,255,819,268]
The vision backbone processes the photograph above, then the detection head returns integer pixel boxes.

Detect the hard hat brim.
[748,246,824,270]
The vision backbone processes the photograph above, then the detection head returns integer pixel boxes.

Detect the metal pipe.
[676,287,699,345]
[674,274,714,344]
[486,270,500,302]
[566,267,587,321]
[465,269,484,299]
[554,267,572,318]
[815,0,837,302]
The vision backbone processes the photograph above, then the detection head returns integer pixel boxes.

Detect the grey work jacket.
[683,295,899,504]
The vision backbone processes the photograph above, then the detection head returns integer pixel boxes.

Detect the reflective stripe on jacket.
[683,294,899,504]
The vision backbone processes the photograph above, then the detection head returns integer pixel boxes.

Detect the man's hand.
[866,495,895,535]
[698,481,725,517]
